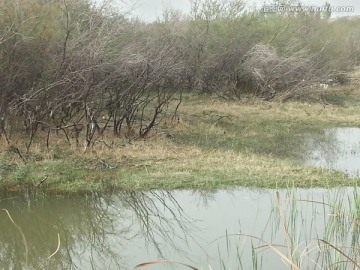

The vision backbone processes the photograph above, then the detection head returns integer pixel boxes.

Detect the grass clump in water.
[213,189,360,270]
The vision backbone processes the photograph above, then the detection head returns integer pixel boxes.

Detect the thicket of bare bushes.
[0,0,185,152]
[178,2,360,100]
[1,0,360,151]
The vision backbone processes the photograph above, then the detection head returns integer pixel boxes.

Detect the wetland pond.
[1,188,360,270]
[2,127,360,269]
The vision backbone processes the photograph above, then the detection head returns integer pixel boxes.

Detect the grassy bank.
[2,0,360,193]
[1,83,360,192]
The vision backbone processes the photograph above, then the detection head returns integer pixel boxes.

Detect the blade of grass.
[212,233,300,270]
[3,209,28,265]
[276,191,294,268]
[318,239,360,268]
[35,233,61,270]
[134,260,199,270]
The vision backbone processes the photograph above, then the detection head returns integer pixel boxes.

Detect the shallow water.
[1,188,359,270]
[304,127,360,178]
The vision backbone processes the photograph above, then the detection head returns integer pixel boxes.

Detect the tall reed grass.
[137,188,360,270]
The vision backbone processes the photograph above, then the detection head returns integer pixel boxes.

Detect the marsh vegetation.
[0,0,360,191]
[2,1,360,269]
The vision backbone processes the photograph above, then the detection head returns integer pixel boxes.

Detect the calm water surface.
[304,127,360,178]
[0,188,359,270]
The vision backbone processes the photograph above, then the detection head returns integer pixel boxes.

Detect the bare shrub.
[1,0,360,153]
[103,35,185,139]
[0,0,183,151]
[231,44,320,100]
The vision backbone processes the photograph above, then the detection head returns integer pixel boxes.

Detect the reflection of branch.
[123,191,197,258]
[0,192,200,269]
[3,209,28,265]
[35,233,61,270]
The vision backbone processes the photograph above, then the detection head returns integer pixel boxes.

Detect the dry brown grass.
[1,80,360,191]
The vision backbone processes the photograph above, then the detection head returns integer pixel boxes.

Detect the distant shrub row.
[0,0,359,149]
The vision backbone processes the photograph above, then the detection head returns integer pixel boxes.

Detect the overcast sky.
[119,0,360,22]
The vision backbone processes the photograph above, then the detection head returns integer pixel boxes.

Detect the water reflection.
[0,191,196,270]
[304,127,360,177]
[1,188,360,270]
